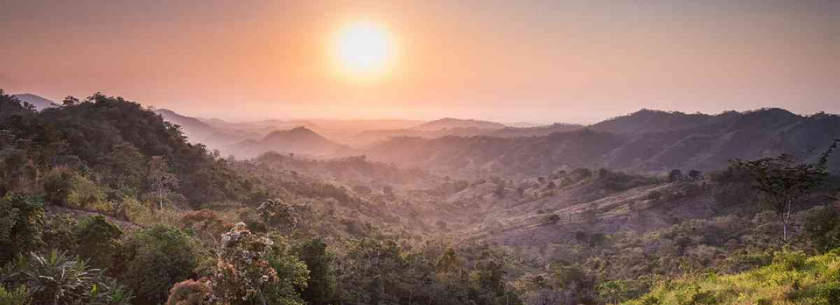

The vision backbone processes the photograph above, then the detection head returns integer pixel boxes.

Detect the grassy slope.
[624,250,840,305]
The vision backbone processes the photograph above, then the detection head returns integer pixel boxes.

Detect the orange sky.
[1,0,838,123]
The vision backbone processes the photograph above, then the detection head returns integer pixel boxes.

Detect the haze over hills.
[231,126,353,158]
[364,108,840,178]
[10,94,840,180]
[3,91,840,305]
[410,117,507,131]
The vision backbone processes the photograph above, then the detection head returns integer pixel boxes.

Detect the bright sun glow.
[333,21,396,80]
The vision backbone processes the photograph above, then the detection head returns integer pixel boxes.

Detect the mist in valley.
[2,1,840,305]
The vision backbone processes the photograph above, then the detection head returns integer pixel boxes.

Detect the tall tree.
[147,156,178,210]
[732,139,839,241]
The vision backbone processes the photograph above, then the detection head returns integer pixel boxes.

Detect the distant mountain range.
[364,108,840,177]
[411,118,506,131]
[15,94,834,177]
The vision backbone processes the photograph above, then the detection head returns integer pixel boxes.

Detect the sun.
[332,21,396,80]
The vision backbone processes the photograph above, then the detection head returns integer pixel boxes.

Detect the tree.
[257,198,298,232]
[96,143,146,198]
[212,223,308,305]
[805,206,840,253]
[668,169,683,182]
[147,156,178,210]
[732,139,839,241]
[688,170,702,181]
[0,195,44,264]
[122,225,199,305]
[61,96,79,106]
[297,238,336,305]
[73,215,123,273]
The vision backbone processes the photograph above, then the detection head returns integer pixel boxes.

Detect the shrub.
[0,286,30,305]
[297,238,336,305]
[166,278,213,305]
[212,223,308,305]
[2,250,132,305]
[41,215,78,254]
[42,167,74,206]
[122,225,200,305]
[0,195,44,264]
[74,215,124,272]
[257,198,298,232]
[806,206,840,253]
[66,174,105,209]
[542,214,561,225]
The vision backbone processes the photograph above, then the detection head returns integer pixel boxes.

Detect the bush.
[66,174,105,209]
[41,215,78,254]
[166,278,213,305]
[74,215,124,272]
[211,223,308,305]
[542,214,561,225]
[257,198,298,232]
[297,238,336,305]
[42,167,75,206]
[0,286,30,305]
[1,250,132,305]
[0,195,44,264]
[806,206,840,253]
[122,225,200,305]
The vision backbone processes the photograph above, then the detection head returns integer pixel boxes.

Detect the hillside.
[156,109,260,150]
[411,117,507,131]
[230,126,353,158]
[365,109,840,178]
[486,123,584,138]
[624,250,840,305]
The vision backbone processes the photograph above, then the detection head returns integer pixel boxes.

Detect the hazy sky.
[1,0,838,124]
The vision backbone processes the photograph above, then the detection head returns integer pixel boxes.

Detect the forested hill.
[365,108,840,178]
[0,91,261,207]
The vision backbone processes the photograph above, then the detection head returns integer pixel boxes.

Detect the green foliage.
[598,279,630,304]
[43,167,75,206]
[0,286,30,305]
[805,206,840,253]
[74,215,124,272]
[731,141,838,241]
[257,198,298,232]
[211,223,308,305]
[0,195,44,264]
[1,92,258,208]
[623,250,840,305]
[1,250,132,305]
[41,215,78,254]
[122,225,199,305]
[296,238,337,305]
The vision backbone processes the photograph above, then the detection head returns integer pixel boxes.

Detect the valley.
[2,92,839,305]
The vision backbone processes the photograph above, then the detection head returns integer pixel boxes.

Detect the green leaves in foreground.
[624,249,840,305]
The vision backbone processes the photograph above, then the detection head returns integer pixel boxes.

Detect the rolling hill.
[155,109,260,150]
[230,126,353,158]
[365,108,840,178]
